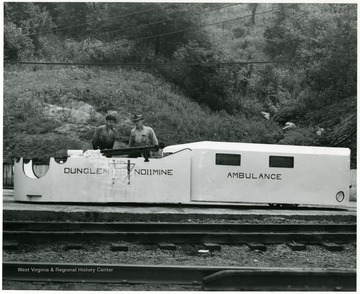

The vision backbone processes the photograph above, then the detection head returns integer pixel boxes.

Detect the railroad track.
[2,262,356,291]
[3,221,356,244]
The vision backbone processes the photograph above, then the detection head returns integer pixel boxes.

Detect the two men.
[92,113,159,157]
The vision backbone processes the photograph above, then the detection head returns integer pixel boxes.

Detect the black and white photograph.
[2,1,357,291]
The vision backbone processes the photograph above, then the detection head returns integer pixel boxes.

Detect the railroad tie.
[321,242,344,252]
[247,243,267,251]
[158,243,177,250]
[203,243,221,252]
[64,243,84,250]
[287,242,307,251]
[111,243,129,252]
[3,242,18,251]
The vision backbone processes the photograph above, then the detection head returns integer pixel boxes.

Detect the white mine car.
[14,141,351,207]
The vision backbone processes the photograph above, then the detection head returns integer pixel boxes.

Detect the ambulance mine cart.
[14,141,350,207]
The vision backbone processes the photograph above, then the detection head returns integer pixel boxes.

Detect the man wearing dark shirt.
[92,114,117,150]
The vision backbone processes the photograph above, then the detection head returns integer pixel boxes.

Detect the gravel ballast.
[4,242,356,269]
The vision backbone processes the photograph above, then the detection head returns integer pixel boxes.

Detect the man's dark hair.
[105,114,117,122]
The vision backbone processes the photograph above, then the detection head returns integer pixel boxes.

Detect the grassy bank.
[3,66,282,161]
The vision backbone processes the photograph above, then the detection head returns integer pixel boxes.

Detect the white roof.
[163,141,350,156]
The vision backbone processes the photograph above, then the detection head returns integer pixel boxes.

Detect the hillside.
[3,66,284,162]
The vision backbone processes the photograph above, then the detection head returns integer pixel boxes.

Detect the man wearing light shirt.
[128,114,158,158]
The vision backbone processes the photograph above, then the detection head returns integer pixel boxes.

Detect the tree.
[50,2,90,37]
[4,22,35,60]
[84,2,212,59]
[248,3,258,25]
[263,3,356,165]
[4,3,55,59]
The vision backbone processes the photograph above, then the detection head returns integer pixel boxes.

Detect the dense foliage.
[3,3,357,167]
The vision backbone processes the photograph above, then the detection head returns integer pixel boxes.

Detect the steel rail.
[3,222,356,244]
[4,231,355,244]
[3,262,356,291]
[3,221,356,232]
